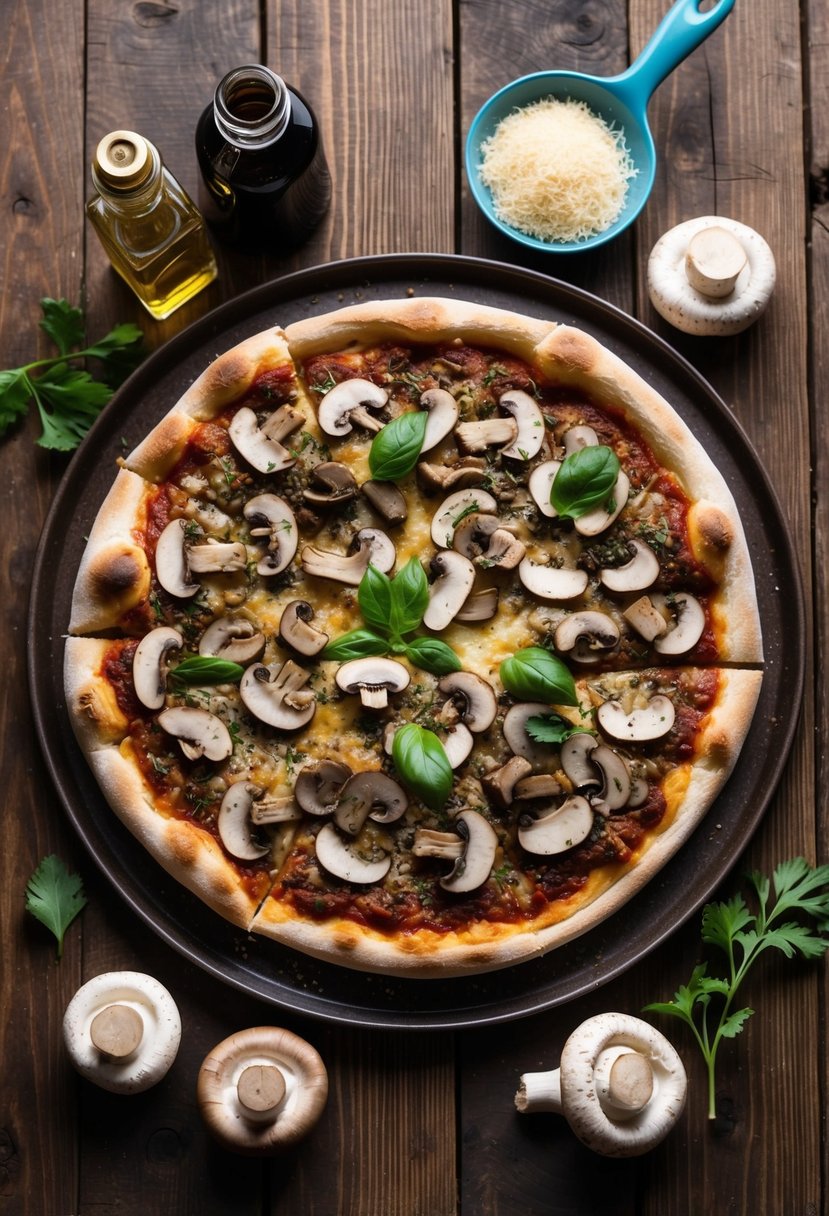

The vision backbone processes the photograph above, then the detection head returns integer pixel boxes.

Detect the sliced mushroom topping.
[430,488,498,548]
[199,617,266,664]
[243,494,298,577]
[623,595,669,642]
[217,782,271,861]
[563,425,599,455]
[187,539,248,575]
[453,513,524,569]
[515,773,564,800]
[294,760,353,816]
[482,755,533,810]
[590,746,632,812]
[600,540,660,594]
[278,600,329,657]
[314,822,391,884]
[455,416,518,454]
[417,459,487,493]
[333,771,408,835]
[651,592,706,655]
[455,586,499,622]
[420,388,460,452]
[528,460,561,518]
[249,794,303,824]
[597,695,676,743]
[477,528,526,570]
[239,661,316,730]
[334,657,410,709]
[423,551,476,632]
[438,671,498,733]
[554,612,621,663]
[157,706,233,762]
[302,462,358,507]
[228,405,300,474]
[362,479,408,525]
[155,518,199,598]
[627,777,650,808]
[412,809,498,894]
[441,723,474,769]
[316,378,388,437]
[517,558,589,601]
[132,626,183,710]
[498,390,545,461]
[301,528,396,585]
[518,795,594,855]
[573,471,630,537]
[502,702,556,764]
[560,733,601,790]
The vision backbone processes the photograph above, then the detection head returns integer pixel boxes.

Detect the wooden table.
[2,0,825,1211]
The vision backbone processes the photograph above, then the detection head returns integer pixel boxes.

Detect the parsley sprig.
[644,858,829,1119]
[25,855,87,958]
[0,298,144,450]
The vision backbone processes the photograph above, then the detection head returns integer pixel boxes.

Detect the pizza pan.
[29,253,803,1030]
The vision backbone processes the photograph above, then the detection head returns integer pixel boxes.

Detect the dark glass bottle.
[195,64,331,253]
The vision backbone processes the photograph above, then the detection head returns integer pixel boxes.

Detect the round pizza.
[64,297,763,976]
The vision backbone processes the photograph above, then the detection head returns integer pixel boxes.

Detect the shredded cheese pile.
[479,97,637,244]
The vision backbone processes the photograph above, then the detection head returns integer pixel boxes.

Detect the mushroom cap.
[335,657,410,708]
[559,1013,687,1157]
[420,387,459,452]
[498,389,545,461]
[438,671,498,733]
[430,488,497,549]
[651,592,706,656]
[316,378,388,436]
[157,706,233,762]
[597,694,676,743]
[228,406,296,473]
[517,795,594,855]
[154,518,199,598]
[314,821,392,884]
[517,559,588,601]
[647,215,776,336]
[599,540,660,594]
[217,782,271,861]
[132,626,183,710]
[240,661,316,730]
[199,616,266,664]
[294,759,352,815]
[278,600,329,657]
[423,551,476,632]
[302,462,358,507]
[439,809,498,893]
[243,493,298,577]
[63,971,181,1094]
[198,1026,328,1155]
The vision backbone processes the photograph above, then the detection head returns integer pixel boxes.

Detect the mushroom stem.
[236,1064,287,1123]
[594,1048,654,1121]
[89,1004,144,1061]
[515,1068,563,1114]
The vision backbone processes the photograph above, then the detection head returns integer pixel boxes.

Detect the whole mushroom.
[198,1026,328,1155]
[63,971,181,1094]
[648,216,776,335]
[515,1012,687,1157]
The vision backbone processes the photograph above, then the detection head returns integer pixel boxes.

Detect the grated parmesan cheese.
[478,97,637,244]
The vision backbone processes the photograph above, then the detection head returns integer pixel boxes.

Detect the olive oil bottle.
[195,64,331,253]
[87,130,217,320]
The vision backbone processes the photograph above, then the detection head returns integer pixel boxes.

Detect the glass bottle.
[87,130,218,320]
[195,64,331,254]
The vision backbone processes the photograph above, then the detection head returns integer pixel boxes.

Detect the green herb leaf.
[169,656,245,685]
[389,557,429,638]
[321,628,390,662]
[645,858,829,1121]
[25,855,87,958]
[358,564,394,633]
[403,637,462,676]
[525,713,589,745]
[368,410,428,481]
[392,723,453,810]
[0,369,33,432]
[550,445,621,519]
[39,298,85,355]
[499,647,578,706]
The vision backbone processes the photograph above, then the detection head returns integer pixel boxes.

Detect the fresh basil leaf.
[321,628,389,662]
[368,410,428,481]
[550,445,621,519]
[389,557,429,637]
[169,656,245,685]
[525,714,590,745]
[403,636,462,676]
[358,564,394,633]
[392,722,453,810]
[499,647,578,706]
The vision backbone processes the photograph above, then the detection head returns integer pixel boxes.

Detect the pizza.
[63,297,763,977]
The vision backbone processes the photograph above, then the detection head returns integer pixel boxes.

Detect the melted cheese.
[479,98,637,243]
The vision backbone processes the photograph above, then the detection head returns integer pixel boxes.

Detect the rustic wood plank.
[0,2,87,1214]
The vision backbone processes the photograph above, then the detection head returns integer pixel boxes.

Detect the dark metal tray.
[29,254,801,1030]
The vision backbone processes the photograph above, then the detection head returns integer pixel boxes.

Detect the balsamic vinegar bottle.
[87,130,217,319]
[195,64,331,254]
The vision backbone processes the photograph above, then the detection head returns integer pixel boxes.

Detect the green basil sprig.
[168,656,245,685]
[392,722,453,810]
[499,647,577,706]
[550,445,620,519]
[525,714,592,745]
[368,410,428,481]
[322,559,461,677]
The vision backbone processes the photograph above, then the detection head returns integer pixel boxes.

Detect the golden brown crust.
[64,637,130,749]
[68,469,152,635]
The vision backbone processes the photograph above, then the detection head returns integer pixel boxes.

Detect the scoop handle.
[612,0,735,108]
